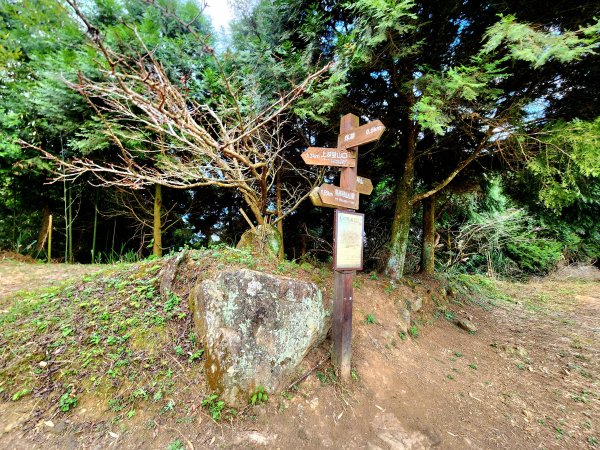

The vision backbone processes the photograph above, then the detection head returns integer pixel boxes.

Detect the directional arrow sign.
[356,176,373,195]
[302,147,356,167]
[309,187,336,209]
[318,184,359,210]
[337,120,385,149]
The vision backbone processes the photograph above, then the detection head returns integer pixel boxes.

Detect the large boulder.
[236,224,283,259]
[191,269,329,406]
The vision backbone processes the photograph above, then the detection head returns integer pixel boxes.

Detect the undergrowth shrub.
[505,239,563,273]
[438,177,569,277]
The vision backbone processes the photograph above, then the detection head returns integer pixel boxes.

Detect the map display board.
[333,210,364,270]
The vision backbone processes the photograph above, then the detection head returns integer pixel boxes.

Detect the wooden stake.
[239,208,257,232]
[47,214,52,263]
[333,113,359,382]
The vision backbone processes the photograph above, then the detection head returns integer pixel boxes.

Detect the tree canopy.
[1,0,598,274]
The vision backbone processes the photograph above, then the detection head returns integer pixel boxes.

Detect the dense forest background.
[1,0,598,278]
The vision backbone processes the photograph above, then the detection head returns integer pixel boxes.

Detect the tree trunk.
[64,179,68,262]
[300,228,307,258]
[386,121,417,279]
[68,185,73,263]
[11,177,16,248]
[153,184,163,257]
[387,184,413,279]
[91,191,98,263]
[47,214,52,263]
[420,195,435,274]
[34,205,51,256]
[244,194,265,226]
[276,168,284,260]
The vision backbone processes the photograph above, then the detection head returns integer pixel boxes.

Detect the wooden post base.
[333,270,353,381]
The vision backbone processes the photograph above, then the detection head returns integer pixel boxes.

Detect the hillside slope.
[0,252,598,449]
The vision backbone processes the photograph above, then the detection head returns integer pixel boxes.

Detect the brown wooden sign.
[318,184,359,210]
[301,147,356,167]
[356,176,373,195]
[337,120,385,149]
[309,186,335,209]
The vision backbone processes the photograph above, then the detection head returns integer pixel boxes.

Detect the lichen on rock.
[191,269,329,406]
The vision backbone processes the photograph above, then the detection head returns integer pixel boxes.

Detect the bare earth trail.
[0,260,598,449]
[0,258,104,303]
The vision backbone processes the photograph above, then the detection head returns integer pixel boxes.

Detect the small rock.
[50,421,67,434]
[424,428,442,447]
[236,224,282,259]
[501,345,528,358]
[397,308,411,334]
[38,361,48,368]
[298,429,310,441]
[413,296,423,312]
[3,421,19,433]
[406,296,423,312]
[64,437,79,450]
[516,346,528,358]
[456,318,477,333]
[44,420,55,428]
[320,437,334,447]
[233,431,276,446]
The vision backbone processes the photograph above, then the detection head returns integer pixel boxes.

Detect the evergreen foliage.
[0,0,598,274]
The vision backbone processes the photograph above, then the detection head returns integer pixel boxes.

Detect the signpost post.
[333,113,359,382]
[303,113,385,382]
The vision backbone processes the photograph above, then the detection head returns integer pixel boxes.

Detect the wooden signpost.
[301,147,356,167]
[356,176,373,195]
[304,113,385,381]
[337,119,385,149]
[318,184,359,210]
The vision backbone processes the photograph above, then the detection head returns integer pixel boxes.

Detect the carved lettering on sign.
[318,184,359,210]
[301,147,356,167]
[337,120,386,149]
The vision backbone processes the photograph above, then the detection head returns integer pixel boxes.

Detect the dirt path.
[249,275,599,450]
[0,259,104,303]
[0,262,598,449]
[365,279,599,449]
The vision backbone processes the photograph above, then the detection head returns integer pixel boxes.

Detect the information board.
[333,210,364,270]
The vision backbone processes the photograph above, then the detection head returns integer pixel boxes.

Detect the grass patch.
[364,313,377,325]
[0,258,204,418]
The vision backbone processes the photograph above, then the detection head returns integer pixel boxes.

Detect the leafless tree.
[40,0,332,227]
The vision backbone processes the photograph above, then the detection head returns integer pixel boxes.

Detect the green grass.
[316,368,337,385]
[0,259,205,419]
[409,325,419,338]
[166,439,185,450]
